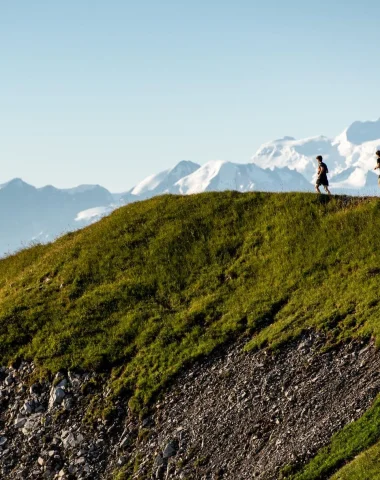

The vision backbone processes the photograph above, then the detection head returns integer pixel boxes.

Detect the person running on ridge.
[315,155,331,195]
[374,150,380,186]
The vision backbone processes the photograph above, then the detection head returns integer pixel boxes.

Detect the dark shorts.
[316,176,329,187]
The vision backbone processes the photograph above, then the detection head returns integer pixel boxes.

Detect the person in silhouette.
[374,150,380,186]
[315,156,331,195]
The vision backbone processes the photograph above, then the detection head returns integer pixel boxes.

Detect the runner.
[315,156,331,195]
[374,150,380,186]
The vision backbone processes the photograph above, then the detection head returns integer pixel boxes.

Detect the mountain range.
[1,118,380,257]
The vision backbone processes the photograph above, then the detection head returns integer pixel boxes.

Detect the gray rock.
[49,387,65,409]
[56,379,68,389]
[0,437,8,447]
[21,414,42,436]
[142,416,153,427]
[4,375,14,386]
[62,433,76,449]
[62,432,85,449]
[34,403,45,413]
[23,401,34,415]
[68,371,82,389]
[63,397,74,411]
[14,416,27,429]
[162,440,178,459]
[83,464,92,474]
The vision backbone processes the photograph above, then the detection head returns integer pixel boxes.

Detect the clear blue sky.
[1,0,379,192]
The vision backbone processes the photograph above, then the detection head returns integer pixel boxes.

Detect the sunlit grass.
[331,441,380,479]
[1,191,380,415]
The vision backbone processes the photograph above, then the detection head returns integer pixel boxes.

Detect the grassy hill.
[331,441,380,479]
[1,191,380,476]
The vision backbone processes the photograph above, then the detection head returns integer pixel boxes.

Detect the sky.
[1,1,380,192]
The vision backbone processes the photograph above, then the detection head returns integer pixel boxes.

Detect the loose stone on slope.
[49,387,66,409]
[4,376,14,386]
[14,416,27,429]
[21,414,43,436]
[162,439,178,459]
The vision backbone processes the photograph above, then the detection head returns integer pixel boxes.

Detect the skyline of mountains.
[252,118,380,191]
[1,118,380,257]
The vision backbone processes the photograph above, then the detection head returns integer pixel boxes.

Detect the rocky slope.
[1,332,380,480]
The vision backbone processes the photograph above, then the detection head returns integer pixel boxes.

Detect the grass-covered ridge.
[331,441,380,479]
[1,191,380,411]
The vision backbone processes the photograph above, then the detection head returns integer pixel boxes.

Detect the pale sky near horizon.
[1,0,379,192]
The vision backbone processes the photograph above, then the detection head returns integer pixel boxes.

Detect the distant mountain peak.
[0,178,30,189]
[63,184,111,196]
[129,160,201,199]
[275,136,296,143]
[172,160,200,169]
[252,118,380,187]
[343,118,380,145]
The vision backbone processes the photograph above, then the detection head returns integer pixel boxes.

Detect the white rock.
[21,414,42,436]
[61,432,84,449]
[49,387,65,409]
[62,433,76,449]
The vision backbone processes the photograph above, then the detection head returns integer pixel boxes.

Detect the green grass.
[284,396,380,479]
[1,191,380,415]
[331,441,380,479]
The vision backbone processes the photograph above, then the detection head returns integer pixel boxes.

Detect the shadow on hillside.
[314,194,331,205]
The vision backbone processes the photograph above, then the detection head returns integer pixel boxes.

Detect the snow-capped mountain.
[2,118,380,257]
[124,160,201,201]
[251,119,380,192]
[75,161,312,232]
[174,161,311,194]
